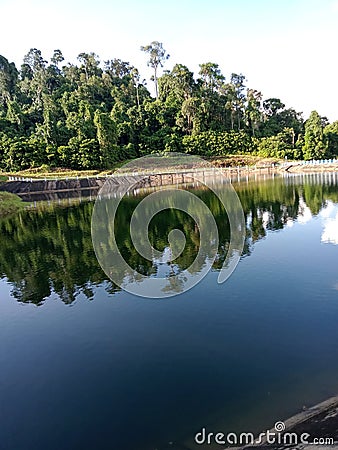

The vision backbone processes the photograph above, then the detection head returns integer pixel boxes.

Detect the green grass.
[3,167,101,179]
[0,192,25,217]
[1,160,136,179]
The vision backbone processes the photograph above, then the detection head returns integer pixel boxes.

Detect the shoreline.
[1,162,338,198]
[164,395,338,450]
[237,395,338,450]
[0,166,277,197]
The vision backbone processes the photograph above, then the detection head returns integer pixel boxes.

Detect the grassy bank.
[0,156,283,180]
[0,159,137,180]
[0,192,25,217]
[210,154,283,167]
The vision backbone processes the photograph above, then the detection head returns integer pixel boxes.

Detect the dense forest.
[1,42,338,171]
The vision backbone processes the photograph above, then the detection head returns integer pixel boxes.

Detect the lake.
[0,172,338,450]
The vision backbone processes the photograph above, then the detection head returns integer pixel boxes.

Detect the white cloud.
[321,202,338,245]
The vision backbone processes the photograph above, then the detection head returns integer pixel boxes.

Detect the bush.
[182,130,255,156]
[0,134,47,171]
[255,128,301,159]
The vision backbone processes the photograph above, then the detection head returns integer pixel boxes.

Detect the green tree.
[324,121,338,156]
[0,55,18,107]
[198,63,225,92]
[230,73,246,130]
[245,89,262,136]
[94,110,117,166]
[302,111,328,160]
[77,52,102,81]
[140,41,169,99]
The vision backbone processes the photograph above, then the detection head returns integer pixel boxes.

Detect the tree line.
[1,42,338,171]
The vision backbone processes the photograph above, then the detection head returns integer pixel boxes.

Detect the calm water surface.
[1,173,338,450]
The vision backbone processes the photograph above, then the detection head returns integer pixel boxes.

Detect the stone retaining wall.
[0,170,223,195]
[0,167,279,197]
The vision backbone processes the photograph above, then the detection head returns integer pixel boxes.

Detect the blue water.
[0,174,338,450]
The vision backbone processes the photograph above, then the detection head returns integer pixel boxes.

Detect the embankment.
[0,166,277,199]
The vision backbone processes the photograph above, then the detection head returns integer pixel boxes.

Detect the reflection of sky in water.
[151,247,177,277]
[320,201,338,245]
[261,196,313,230]
[259,196,338,246]
[297,197,312,224]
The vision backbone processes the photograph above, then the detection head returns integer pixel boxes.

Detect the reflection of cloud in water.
[319,200,336,219]
[322,208,338,245]
[262,211,270,229]
[297,197,312,224]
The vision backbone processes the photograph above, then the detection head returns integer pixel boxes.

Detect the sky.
[1,0,338,121]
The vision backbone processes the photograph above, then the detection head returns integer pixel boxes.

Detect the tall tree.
[324,121,338,156]
[302,111,327,160]
[0,55,18,106]
[23,48,47,74]
[77,52,102,80]
[94,110,117,165]
[140,41,169,99]
[51,49,64,68]
[198,63,224,92]
[230,73,246,130]
[196,63,226,131]
[263,98,285,116]
[245,89,262,136]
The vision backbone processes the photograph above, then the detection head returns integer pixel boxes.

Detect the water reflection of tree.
[1,179,337,305]
[0,203,112,305]
[302,183,338,215]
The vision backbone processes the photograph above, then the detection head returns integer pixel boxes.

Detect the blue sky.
[1,0,338,121]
